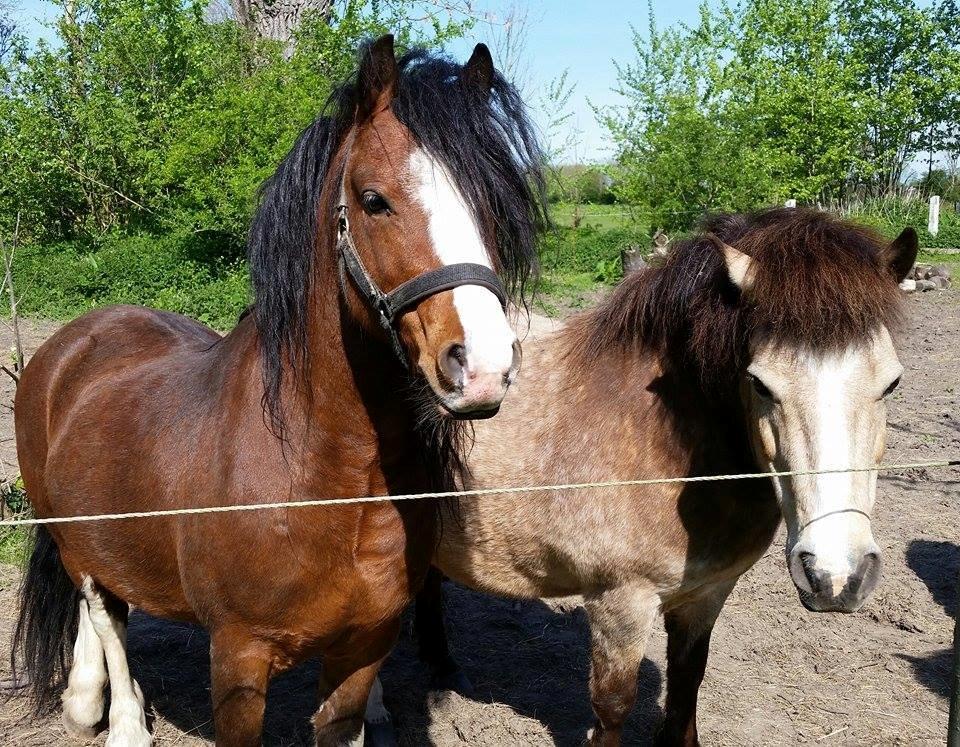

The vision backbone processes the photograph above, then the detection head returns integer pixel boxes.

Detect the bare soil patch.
[0,292,957,745]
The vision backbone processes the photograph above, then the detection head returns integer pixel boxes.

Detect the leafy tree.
[839,0,960,191]
[601,0,960,229]
[0,0,468,247]
[599,3,778,230]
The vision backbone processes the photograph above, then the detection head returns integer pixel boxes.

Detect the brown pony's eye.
[361,190,391,215]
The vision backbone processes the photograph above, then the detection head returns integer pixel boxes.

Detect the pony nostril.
[848,551,882,595]
[439,343,467,391]
[798,551,821,593]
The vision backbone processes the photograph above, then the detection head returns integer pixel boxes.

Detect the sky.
[10,0,709,160]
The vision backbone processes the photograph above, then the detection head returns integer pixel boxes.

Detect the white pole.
[929,195,940,236]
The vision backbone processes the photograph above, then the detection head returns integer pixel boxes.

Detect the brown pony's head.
[705,209,916,613]
[248,35,546,428]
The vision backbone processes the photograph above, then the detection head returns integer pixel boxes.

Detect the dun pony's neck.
[559,266,754,475]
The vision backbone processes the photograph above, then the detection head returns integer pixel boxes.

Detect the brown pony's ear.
[884,227,919,282]
[462,43,494,95]
[706,233,757,295]
[357,34,398,121]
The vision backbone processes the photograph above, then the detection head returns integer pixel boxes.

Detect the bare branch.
[56,158,156,215]
[0,213,24,380]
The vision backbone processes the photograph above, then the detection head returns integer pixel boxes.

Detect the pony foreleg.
[363,675,397,746]
[209,628,273,747]
[656,579,737,747]
[414,566,473,693]
[81,578,151,747]
[61,597,107,737]
[584,584,659,747]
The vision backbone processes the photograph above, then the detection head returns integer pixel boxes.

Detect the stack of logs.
[899,264,952,292]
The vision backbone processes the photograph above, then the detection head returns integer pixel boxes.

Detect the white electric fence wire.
[0,459,956,528]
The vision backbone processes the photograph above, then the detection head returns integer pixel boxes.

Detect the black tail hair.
[10,527,80,714]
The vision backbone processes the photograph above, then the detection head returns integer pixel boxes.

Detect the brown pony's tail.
[10,527,80,714]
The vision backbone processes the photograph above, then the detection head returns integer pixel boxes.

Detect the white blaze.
[803,351,864,592]
[408,149,516,375]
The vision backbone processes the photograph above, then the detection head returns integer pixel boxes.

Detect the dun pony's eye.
[881,376,901,399]
[361,190,391,215]
[747,373,774,400]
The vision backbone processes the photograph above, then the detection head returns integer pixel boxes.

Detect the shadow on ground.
[897,539,959,701]
[907,539,959,617]
[126,583,664,745]
[384,583,663,746]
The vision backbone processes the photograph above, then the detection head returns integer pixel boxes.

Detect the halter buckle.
[336,204,349,238]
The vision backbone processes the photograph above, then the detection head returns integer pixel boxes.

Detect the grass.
[918,250,960,269]
[549,203,645,231]
[1,478,31,567]
[0,527,29,567]
[533,269,606,317]
[6,233,250,331]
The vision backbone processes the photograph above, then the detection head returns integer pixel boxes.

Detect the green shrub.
[842,197,960,248]
[1,476,31,566]
[0,0,468,245]
[540,225,651,278]
[7,234,250,330]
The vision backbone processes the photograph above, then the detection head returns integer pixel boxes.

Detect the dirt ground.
[0,290,957,746]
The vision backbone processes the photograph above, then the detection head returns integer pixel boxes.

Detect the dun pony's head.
[248,35,546,429]
[704,209,917,613]
[575,207,916,613]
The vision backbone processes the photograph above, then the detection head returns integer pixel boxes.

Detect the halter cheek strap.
[335,203,508,368]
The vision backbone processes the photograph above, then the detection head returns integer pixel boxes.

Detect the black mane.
[247,43,547,434]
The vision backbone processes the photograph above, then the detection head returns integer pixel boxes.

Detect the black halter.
[336,203,508,367]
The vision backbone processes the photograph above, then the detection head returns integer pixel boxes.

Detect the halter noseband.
[335,202,508,367]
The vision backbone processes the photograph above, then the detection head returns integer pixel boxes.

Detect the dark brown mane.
[566,207,904,391]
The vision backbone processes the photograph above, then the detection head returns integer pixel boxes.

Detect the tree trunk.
[231,0,334,54]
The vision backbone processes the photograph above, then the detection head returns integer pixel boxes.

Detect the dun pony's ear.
[884,227,919,283]
[462,43,494,96]
[707,233,757,296]
[357,34,398,121]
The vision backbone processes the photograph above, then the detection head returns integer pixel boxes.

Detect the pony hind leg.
[81,578,151,747]
[314,624,399,747]
[657,579,737,747]
[61,597,107,737]
[584,584,659,747]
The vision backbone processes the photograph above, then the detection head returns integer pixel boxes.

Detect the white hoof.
[104,719,152,747]
[62,710,99,740]
[105,679,151,747]
[62,684,105,738]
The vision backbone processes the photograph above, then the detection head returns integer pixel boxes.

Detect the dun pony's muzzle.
[788,520,882,613]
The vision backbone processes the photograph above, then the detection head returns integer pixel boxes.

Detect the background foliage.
[0,0,958,328]
[599,0,960,232]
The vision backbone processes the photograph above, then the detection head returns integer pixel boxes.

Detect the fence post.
[929,195,941,237]
[950,577,960,747]
[784,199,797,208]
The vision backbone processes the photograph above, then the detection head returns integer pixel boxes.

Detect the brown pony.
[412,208,917,746]
[11,36,545,746]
